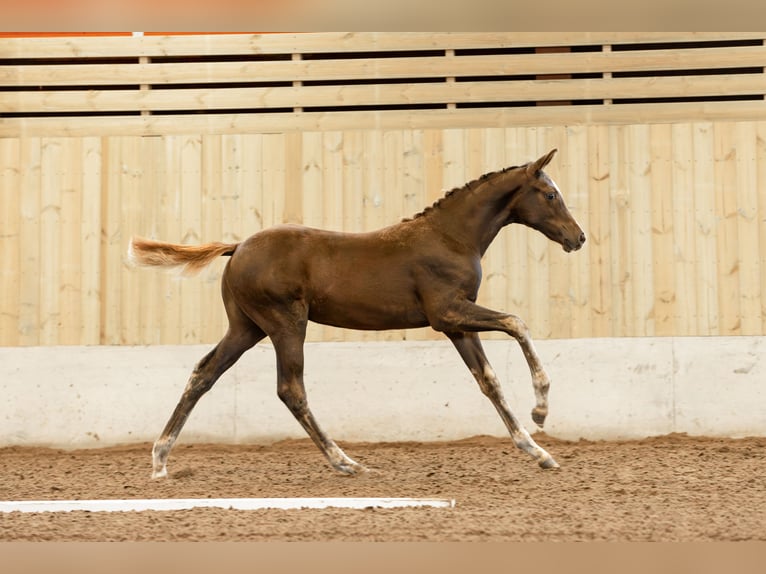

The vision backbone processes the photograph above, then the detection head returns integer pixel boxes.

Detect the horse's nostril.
[579,232,586,244]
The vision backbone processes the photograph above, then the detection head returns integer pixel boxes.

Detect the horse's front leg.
[446,331,558,469]
[432,301,553,427]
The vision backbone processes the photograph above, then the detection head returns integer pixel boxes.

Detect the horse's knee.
[502,315,530,338]
[277,380,307,412]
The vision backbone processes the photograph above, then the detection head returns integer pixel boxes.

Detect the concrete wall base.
[1,337,763,449]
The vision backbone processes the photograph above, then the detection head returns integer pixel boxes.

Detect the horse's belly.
[307,294,429,331]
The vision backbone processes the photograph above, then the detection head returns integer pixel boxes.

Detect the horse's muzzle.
[563,231,586,253]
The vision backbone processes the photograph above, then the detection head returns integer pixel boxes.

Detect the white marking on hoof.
[538,455,560,470]
[151,467,168,479]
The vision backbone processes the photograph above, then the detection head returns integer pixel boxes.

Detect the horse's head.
[511,149,586,253]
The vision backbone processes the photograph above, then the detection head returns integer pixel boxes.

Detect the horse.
[128,149,585,479]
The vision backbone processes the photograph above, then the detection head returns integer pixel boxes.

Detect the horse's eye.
[546,192,556,201]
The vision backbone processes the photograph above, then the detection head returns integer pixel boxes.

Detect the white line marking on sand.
[0,497,456,513]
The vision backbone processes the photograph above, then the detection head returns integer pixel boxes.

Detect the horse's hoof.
[336,462,368,476]
[531,407,547,427]
[538,456,560,470]
[151,467,168,479]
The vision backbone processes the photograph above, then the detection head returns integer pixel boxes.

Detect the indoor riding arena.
[1,32,765,543]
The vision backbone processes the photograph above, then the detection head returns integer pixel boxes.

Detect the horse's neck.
[427,169,521,255]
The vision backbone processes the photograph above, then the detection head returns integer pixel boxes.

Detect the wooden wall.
[2,33,766,345]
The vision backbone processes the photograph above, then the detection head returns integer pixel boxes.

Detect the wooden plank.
[39,137,63,345]
[0,138,20,346]
[670,124,697,337]
[759,122,766,335]
[713,123,742,335]
[117,136,144,345]
[80,136,102,344]
[7,45,766,87]
[649,124,675,336]
[5,100,766,138]
[283,132,303,225]
[58,138,83,345]
[2,32,762,59]
[609,125,630,336]
[733,122,761,335]
[17,137,41,345]
[6,74,766,114]
[587,124,613,337]
[692,123,719,334]
[628,124,654,336]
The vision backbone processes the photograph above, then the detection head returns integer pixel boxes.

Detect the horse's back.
[224,223,433,330]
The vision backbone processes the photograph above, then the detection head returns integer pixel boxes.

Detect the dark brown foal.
[129,149,585,478]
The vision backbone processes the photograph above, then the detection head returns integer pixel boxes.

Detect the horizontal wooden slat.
[4,100,766,138]
[1,32,763,59]
[4,74,765,114]
[3,45,766,87]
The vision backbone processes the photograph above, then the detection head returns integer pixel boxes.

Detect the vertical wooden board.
[670,124,697,337]
[39,137,64,345]
[18,138,42,346]
[625,125,654,336]
[361,129,386,234]
[692,122,719,335]
[713,122,741,335]
[179,135,204,344]
[220,134,245,244]
[422,129,444,210]
[733,122,761,335]
[301,131,324,231]
[649,123,675,336]
[117,136,147,345]
[99,137,122,344]
[283,132,303,225]
[241,134,264,236]
[262,133,286,229]
[609,125,631,336]
[201,134,225,342]
[79,136,102,345]
[322,131,345,235]
[757,122,766,335]
[441,128,466,192]
[401,130,425,228]
[0,139,21,346]
[59,138,84,345]
[586,124,612,337]
[342,130,364,232]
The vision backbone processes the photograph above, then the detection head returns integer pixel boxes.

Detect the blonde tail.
[128,236,239,276]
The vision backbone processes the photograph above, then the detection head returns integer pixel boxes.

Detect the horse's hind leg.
[270,326,367,475]
[151,302,265,478]
[447,331,559,469]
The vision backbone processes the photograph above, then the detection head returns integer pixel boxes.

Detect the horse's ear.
[526,149,557,176]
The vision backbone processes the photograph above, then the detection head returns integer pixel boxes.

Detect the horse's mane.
[401,164,522,222]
